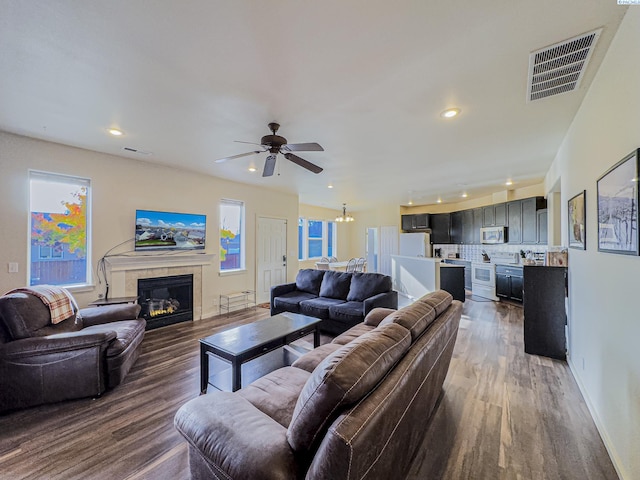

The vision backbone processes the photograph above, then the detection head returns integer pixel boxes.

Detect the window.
[220,199,245,271]
[29,171,91,287]
[298,218,337,260]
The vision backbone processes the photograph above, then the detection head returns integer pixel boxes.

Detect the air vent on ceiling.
[122,147,152,156]
[527,28,602,102]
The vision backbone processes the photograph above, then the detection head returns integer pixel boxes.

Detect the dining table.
[315,260,350,271]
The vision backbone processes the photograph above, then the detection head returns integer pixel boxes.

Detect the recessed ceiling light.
[108,128,123,136]
[248,166,257,172]
[437,198,442,204]
[461,193,468,198]
[505,179,513,186]
[440,108,461,119]
[408,200,413,205]
[328,184,334,189]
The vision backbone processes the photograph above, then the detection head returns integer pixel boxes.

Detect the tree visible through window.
[29,171,91,286]
[220,199,244,271]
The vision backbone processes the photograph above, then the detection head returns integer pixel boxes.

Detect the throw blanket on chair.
[6,285,78,324]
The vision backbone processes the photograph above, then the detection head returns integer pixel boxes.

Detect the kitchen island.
[391,255,465,302]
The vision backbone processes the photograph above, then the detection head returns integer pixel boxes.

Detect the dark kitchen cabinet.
[483,203,506,226]
[462,209,475,244]
[473,208,483,244]
[430,213,451,244]
[495,265,523,302]
[537,209,548,244]
[507,201,523,244]
[523,266,567,360]
[450,211,463,244]
[521,197,548,244]
[401,213,429,232]
[445,259,472,289]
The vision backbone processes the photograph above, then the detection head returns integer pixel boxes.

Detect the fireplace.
[138,274,193,330]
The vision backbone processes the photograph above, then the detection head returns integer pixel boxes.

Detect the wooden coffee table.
[199,312,321,393]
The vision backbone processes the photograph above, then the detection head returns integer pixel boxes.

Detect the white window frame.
[219,199,245,273]
[298,218,337,260]
[28,170,92,289]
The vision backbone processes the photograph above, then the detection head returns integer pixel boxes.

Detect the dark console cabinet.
[523,266,567,360]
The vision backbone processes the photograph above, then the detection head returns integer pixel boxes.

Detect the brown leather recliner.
[0,291,145,413]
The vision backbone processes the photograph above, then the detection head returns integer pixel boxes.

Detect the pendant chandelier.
[335,203,354,222]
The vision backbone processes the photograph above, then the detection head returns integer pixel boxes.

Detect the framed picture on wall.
[596,149,639,255]
[568,190,586,250]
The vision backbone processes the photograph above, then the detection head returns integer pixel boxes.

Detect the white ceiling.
[0,1,627,211]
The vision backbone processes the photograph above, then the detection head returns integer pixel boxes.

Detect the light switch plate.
[8,262,19,273]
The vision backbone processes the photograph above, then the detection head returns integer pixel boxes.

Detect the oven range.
[471,252,520,301]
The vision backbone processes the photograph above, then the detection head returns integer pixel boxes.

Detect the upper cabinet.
[401,213,430,232]
[450,211,463,244]
[509,197,547,245]
[483,203,506,227]
[430,213,451,244]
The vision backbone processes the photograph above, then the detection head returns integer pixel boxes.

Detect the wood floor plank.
[0,301,618,480]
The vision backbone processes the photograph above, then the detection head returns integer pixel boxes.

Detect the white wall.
[0,131,300,317]
[545,9,640,479]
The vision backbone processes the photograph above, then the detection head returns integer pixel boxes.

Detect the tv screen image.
[135,210,206,251]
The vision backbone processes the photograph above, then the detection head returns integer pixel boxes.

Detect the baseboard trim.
[567,357,627,479]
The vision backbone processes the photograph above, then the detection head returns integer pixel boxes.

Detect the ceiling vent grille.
[527,28,601,102]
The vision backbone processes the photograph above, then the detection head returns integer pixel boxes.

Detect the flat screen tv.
[135,210,206,251]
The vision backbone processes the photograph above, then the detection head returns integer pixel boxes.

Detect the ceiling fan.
[214,122,324,177]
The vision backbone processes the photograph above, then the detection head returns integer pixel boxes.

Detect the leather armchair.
[0,292,145,413]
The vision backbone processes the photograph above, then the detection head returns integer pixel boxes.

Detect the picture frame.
[596,149,639,255]
[568,190,586,250]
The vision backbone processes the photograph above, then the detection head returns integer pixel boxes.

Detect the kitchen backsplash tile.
[432,243,548,263]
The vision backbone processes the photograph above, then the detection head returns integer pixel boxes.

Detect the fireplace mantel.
[105,253,215,271]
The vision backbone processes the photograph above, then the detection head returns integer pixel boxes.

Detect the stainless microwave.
[480,226,507,244]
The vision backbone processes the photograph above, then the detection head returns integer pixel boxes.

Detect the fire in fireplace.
[138,274,193,330]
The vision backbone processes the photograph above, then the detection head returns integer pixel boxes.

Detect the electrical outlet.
[8,262,18,273]
[98,293,104,299]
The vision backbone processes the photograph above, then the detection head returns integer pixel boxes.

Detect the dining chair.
[346,258,357,272]
[355,257,366,272]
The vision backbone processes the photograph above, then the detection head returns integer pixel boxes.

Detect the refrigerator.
[399,232,432,257]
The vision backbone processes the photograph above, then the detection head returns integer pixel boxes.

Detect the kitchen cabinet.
[462,209,475,244]
[523,266,567,360]
[439,265,465,302]
[495,265,523,302]
[430,213,451,244]
[483,203,506,226]
[450,211,463,244]
[507,200,523,244]
[401,214,429,232]
[445,259,471,289]
[472,208,483,244]
[521,197,548,244]
[537,209,548,244]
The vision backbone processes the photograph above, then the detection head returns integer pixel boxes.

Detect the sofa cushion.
[328,301,364,325]
[274,291,318,313]
[346,272,392,302]
[291,344,343,372]
[82,319,146,357]
[419,289,453,316]
[299,297,345,320]
[295,269,326,295]
[331,323,375,345]
[318,271,352,300]
[287,322,411,452]
[237,366,311,428]
[0,293,61,340]
[380,301,436,342]
[363,307,396,327]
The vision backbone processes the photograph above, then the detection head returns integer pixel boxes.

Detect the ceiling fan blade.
[262,154,277,177]
[214,150,262,163]
[234,140,265,147]
[284,153,323,174]
[282,142,324,152]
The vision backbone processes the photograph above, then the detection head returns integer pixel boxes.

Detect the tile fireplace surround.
[105,254,215,321]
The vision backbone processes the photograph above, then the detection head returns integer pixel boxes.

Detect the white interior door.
[257,217,287,303]
[366,227,379,273]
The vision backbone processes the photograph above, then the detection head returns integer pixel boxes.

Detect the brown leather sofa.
[0,291,145,413]
[174,290,461,480]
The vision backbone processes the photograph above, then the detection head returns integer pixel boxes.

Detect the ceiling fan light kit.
[214,122,324,177]
[336,203,354,222]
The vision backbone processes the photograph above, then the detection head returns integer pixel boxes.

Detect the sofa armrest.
[363,291,398,316]
[175,392,301,480]
[270,282,296,315]
[80,304,142,327]
[0,330,116,359]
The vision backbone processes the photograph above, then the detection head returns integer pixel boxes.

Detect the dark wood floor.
[0,300,618,480]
